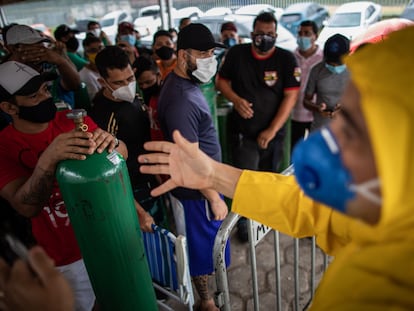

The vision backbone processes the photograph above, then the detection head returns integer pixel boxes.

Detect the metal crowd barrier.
[213,165,330,311]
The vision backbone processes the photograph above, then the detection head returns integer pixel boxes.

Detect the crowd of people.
[0,8,413,311]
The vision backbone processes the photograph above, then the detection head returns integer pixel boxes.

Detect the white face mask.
[89,29,101,38]
[192,56,218,83]
[111,81,136,103]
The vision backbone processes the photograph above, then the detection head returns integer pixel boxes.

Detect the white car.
[317,1,382,46]
[174,6,204,19]
[234,4,284,20]
[100,10,133,43]
[204,7,233,17]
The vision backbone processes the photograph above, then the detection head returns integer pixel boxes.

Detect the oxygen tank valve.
[67,109,89,132]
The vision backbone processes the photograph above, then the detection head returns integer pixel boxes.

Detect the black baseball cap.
[324,34,350,64]
[54,24,79,41]
[177,23,225,51]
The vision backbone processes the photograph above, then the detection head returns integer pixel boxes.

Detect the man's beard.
[185,57,202,84]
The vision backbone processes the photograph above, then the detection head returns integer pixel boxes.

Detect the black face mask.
[65,37,79,52]
[18,97,57,123]
[253,34,276,53]
[142,83,160,105]
[155,46,174,60]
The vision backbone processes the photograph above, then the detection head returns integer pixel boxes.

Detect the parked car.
[204,7,233,17]
[279,2,329,37]
[234,4,284,20]
[400,0,414,21]
[174,6,204,19]
[317,1,382,45]
[196,14,297,51]
[171,6,205,29]
[100,10,133,43]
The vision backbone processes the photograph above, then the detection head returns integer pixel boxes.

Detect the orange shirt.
[156,58,177,80]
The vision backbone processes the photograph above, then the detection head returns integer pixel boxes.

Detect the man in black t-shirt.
[216,12,300,241]
[89,46,159,230]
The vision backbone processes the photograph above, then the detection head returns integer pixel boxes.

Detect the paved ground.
[164,228,329,311]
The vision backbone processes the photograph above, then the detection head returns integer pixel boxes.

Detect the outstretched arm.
[139,130,242,198]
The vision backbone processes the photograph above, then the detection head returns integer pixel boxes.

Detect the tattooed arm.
[0,131,97,217]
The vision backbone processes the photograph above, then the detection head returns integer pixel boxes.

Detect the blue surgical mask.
[223,37,237,48]
[119,34,136,46]
[325,63,347,74]
[297,36,312,51]
[292,127,381,213]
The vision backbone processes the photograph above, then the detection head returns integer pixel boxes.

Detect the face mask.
[253,34,276,53]
[191,56,218,84]
[18,97,57,123]
[155,46,174,60]
[119,34,136,46]
[297,36,312,51]
[223,37,237,48]
[325,63,347,74]
[86,52,98,64]
[292,127,381,213]
[142,82,160,105]
[65,37,79,51]
[111,81,137,103]
[89,29,101,37]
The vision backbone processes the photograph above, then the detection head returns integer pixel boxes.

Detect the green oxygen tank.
[55,109,157,311]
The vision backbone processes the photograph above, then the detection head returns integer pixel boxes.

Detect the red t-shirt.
[148,95,164,141]
[0,110,98,266]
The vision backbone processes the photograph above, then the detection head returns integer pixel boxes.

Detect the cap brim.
[14,72,58,96]
[12,37,50,45]
[215,42,226,49]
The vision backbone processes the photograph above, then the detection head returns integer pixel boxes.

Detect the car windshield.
[329,12,361,27]
[280,14,301,24]
[100,18,115,27]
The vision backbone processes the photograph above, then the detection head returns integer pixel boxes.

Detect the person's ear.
[97,77,108,89]
[0,101,18,116]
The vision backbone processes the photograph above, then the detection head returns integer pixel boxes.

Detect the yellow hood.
[346,26,414,240]
[310,26,414,310]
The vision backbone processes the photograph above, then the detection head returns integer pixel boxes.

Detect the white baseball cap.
[5,24,50,45]
[0,61,56,101]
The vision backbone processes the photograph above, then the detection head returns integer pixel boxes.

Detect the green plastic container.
[200,80,218,130]
[56,151,157,311]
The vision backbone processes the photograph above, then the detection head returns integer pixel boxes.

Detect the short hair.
[83,34,101,48]
[153,30,172,44]
[299,20,318,35]
[253,12,278,29]
[179,17,191,29]
[134,55,159,79]
[168,27,178,35]
[95,46,130,79]
[87,21,100,29]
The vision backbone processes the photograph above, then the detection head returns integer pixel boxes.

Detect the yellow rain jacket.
[232,26,414,310]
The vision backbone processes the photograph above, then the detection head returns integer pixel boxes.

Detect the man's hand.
[16,43,66,66]
[37,130,96,170]
[139,130,215,196]
[91,128,119,154]
[135,200,154,232]
[257,128,276,149]
[0,246,74,311]
[209,198,228,221]
[234,98,254,119]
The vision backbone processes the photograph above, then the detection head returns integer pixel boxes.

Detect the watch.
[113,137,120,148]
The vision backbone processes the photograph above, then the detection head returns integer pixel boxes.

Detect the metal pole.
[213,212,240,311]
[248,218,260,311]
